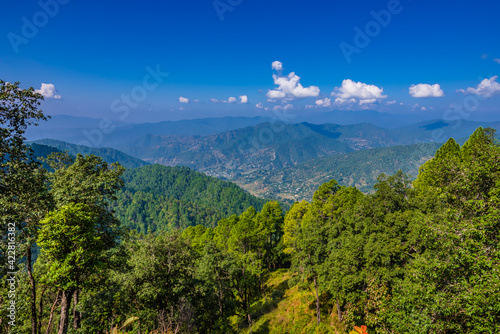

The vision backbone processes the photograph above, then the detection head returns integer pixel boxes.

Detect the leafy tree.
[37,203,113,334]
[283,200,309,255]
[114,231,198,333]
[39,153,124,333]
[0,80,50,334]
[388,128,500,333]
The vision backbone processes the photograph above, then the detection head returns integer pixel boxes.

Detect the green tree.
[388,128,500,333]
[0,80,50,334]
[37,203,115,334]
[39,153,124,333]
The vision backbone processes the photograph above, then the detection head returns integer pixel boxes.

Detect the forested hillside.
[32,139,148,169]
[112,164,268,233]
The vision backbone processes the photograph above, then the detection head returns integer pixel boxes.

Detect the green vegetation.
[112,164,268,233]
[32,139,148,170]
[2,82,500,333]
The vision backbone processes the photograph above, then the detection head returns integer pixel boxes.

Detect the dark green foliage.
[112,164,267,232]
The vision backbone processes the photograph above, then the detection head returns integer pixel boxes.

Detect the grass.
[239,269,347,334]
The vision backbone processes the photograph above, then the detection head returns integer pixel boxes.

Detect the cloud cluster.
[457,76,500,98]
[315,98,331,107]
[179,96,189,103]
[332,79,386,105]
[211,95,248,104]
[35,83,61,99]
[409,83,444,97]
[272,61,283,71]
[267,61,320,100]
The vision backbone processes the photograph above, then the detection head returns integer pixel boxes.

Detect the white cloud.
[494,59,500,64]
[315,98,331,107]
[457,76,500,98]
[210,98,219,103]
[273,104,293,111]
[305,105,315,109]
[409,83,444,98]
[332,79,387,105]
[228,97,237,103]
[179,96,189,103]
[256,103,264,109]
[267,62,320,100]
[272,61,283,71]
[386,100,397,105]
[35,83,61,99]
[239,95,248,103]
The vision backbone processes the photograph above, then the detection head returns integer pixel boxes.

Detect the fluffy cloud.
[409,83,444,98]
[239,95,248,103]
[267,62,320,100]
[35,83,61,99]
[256,103,264,109]
[332,79,387,105]
[457,76,500,98]
[273,104,294,111]
[272,61,283,71]
[228,97,237,103]
[210,98,219,103]
[179,96,189,103]
[386,100,397,105]
[315,98,331,107]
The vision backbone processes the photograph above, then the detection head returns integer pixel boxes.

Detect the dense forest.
[1,81,500,334]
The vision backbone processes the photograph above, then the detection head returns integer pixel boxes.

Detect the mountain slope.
[120,120,500,182]
[32,139,148,169]
[112,164,268,233]
[25,115,270,147]
[232,142,443,202]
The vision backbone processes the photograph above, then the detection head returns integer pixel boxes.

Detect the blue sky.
[1,0,500,122]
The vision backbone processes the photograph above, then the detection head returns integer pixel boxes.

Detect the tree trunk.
[38,286,47,334]
[336,299,342,323]
[58,289,73,334]
[313,276,320,325]
[45,290,61,334]
[27,247,37,334]
[73,290,81,330]
[247,312,252,333]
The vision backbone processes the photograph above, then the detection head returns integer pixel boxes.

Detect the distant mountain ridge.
[119,119,500,179]
[25,115,271,147]
[31,139,148,169]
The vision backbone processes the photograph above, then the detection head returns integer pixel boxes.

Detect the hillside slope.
[233,142,442,202]
[32,139,148,169]
[112,164,268,233]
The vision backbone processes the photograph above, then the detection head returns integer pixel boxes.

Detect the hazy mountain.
[296,109,436,128]
[25,115,270,147]
[30,140,148,169]
[119,120,500,179]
